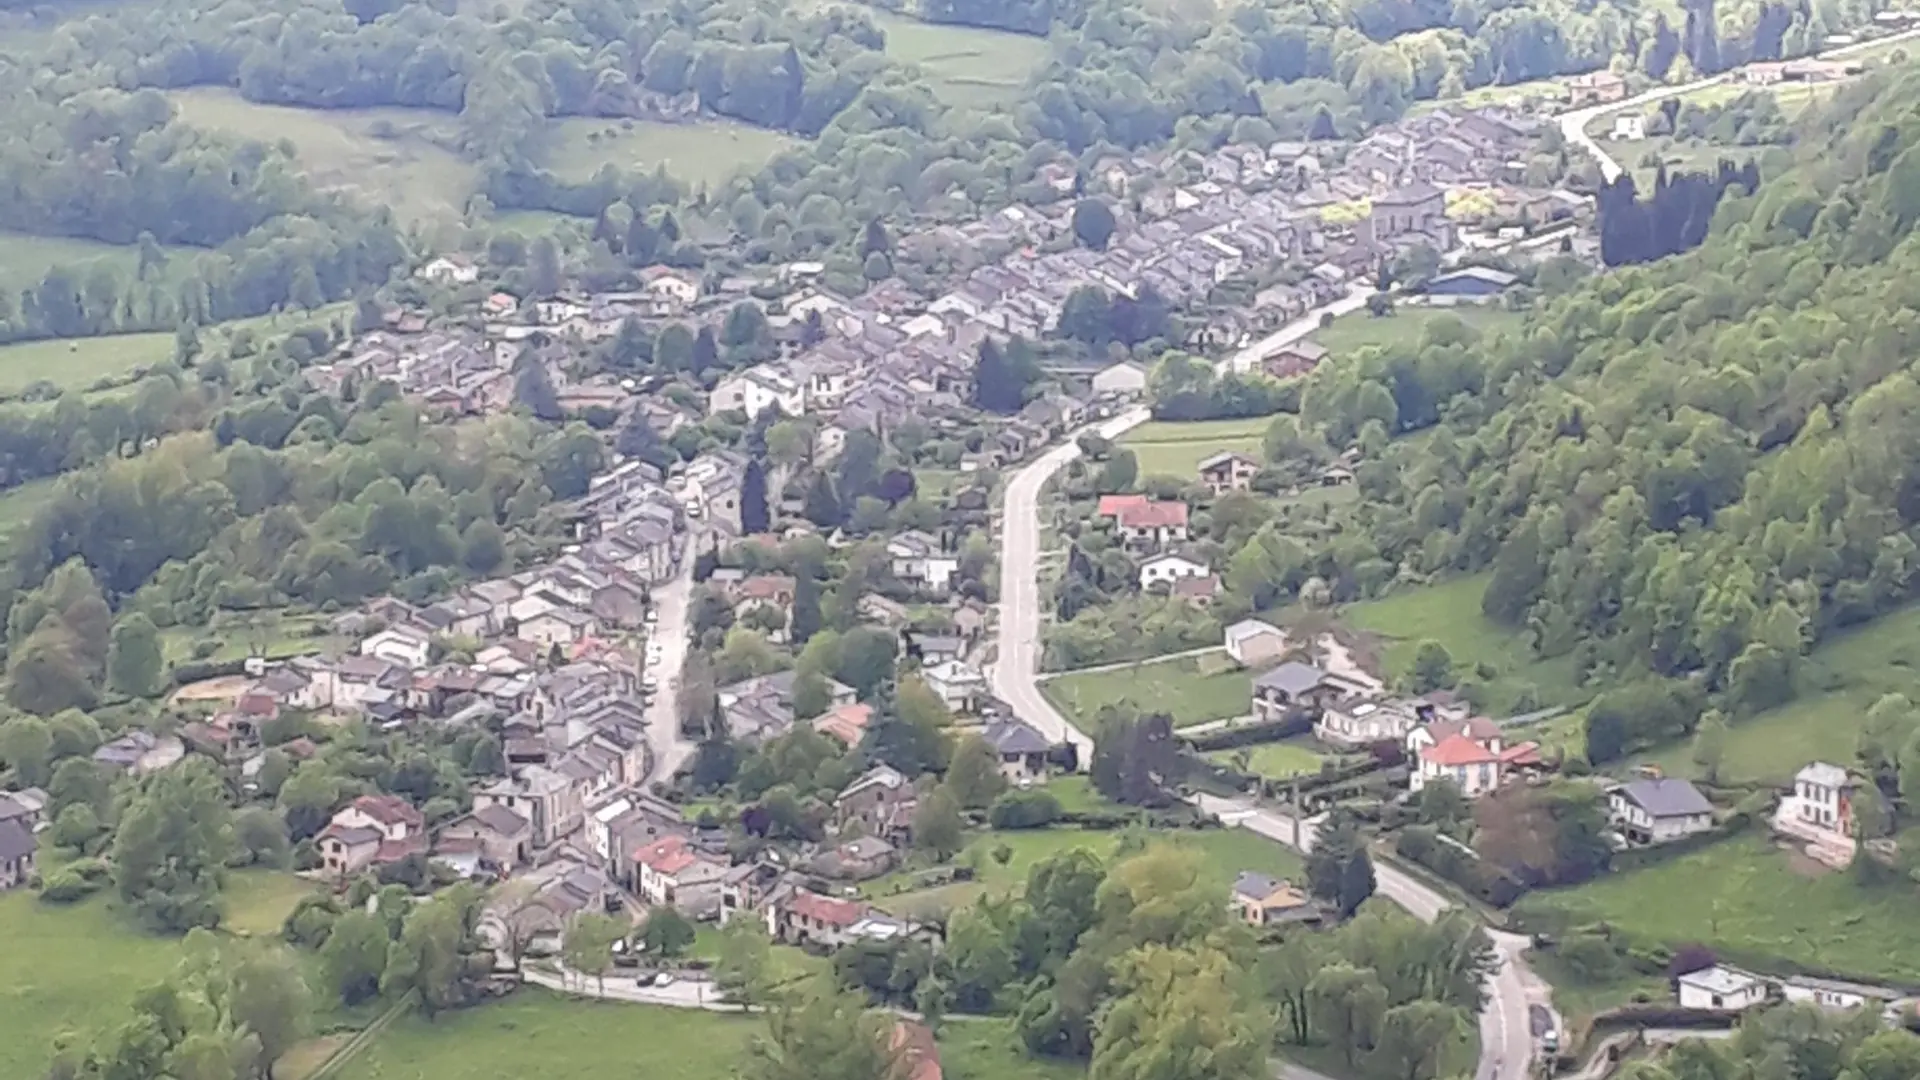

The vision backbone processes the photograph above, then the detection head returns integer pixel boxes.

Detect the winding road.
[988,284,1547,1080]
[1560,28,1920,181]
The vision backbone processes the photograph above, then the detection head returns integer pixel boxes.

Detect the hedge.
[1182,714,1311,752]
[169,657,251,687]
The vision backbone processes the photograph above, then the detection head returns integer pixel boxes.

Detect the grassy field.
[0,302,350,397]
[0,890,186,1078]
[1643,601,1920,785]
[341,990,1079,1080]
[160,610,341,665]
[545,117,801,190]
[169,88,478,229]
[1119,416,1269,477]
[1342,572,1585,716]
[1208,739,1326,779]
[224,870,318,937]
[0,230,174,295]
[1311,306,1523,358]
[1041,652,1249,729]
[1517,832,1920,981]
[866,8,1051,109]
[0,476,59,547]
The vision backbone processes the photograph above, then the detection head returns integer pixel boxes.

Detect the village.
[4,51,1920,1080]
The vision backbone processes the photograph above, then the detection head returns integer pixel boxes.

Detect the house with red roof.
[769,888,909,949]
[318,794,427,878]
[633,834,728,917]
[1408,717,1541,797]
[1111,499,1190,549]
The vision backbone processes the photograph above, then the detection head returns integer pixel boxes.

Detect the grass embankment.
[1518,833,1920,982]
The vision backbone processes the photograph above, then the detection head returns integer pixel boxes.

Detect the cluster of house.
[1674,964,1911,1020]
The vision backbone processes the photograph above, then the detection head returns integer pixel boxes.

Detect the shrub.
[989,789,1064,830]
[39,869,102,904]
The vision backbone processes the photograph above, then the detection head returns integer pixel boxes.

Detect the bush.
[1184,714,1311,752]
[989,789,1064,830]
[39,869,103,904]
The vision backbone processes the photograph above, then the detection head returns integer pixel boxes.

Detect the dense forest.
[1269,66,1920,746]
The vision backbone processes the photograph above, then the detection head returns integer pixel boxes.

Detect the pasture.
[1310,305,1523,358]
[168,88,479,229]
[867,8,1051,109]
[546,117,802,190]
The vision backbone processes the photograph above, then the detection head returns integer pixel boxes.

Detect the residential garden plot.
[1206,738,1326,779]
[1041,652,1250,730]
[1118,416,1268,477]
[1515,832,1920,982]
[1311,305,1523,357]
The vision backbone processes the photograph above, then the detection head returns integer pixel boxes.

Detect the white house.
[1138,552,1210,591]
[418,255,479,284]
[1675,966,1768,1012]
[360,625,433,669]
[1224,619,1288,666]
[1091,360,1149,397]
[640,267,700,305]
[709,366,805,418]
[1609,113,1647,141]
[1608,777,1715,844]
[1773,761,1856,863]
[887,531,960,594]
[1411,734,1504,796]
[922,660,987,713]
[1778,975,1903,1013]
[517,608,596,648]
[1315,697,1420,748]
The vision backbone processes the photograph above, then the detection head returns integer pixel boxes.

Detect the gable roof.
[1197,450,1259,472]
[1096,494,1150,518]
[788,889,870,927]
[1420,733,1501,767]
[0,818,35,862]
[1116,500,1189,529]
[1252,661,1328,696]
[1613,777,1713,819]
[1231,870,1284,902]
[982,719,1051,755]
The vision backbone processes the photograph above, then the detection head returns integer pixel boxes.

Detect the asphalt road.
[988,281,1542,1080]
[643,548,699,784]
[1559,27,1920,182]
[987,285,1372,762]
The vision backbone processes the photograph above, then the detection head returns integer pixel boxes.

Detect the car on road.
[653,972,675,988]
[645,609,659,626]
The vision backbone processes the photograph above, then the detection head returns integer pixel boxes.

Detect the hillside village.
[9,38,1920,1080]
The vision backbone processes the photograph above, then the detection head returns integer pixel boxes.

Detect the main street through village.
[987,283,1552,1080]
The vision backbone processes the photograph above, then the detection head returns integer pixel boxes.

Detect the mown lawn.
[1342,572,1586,716]
[1516,833,1920,981]
[1041,652,1249,730]
[545,117,801,189]
[1119,416,1269,478]
[0,890,184,1079]
[0,303,351,396]
[1644,600,1920,785]
[342,990,1082,1080]
[1207,739,1326,779]
[1312,306,1523,358]
[224,870,318,938]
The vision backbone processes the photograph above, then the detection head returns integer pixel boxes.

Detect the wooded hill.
[1290,67,1920,746]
